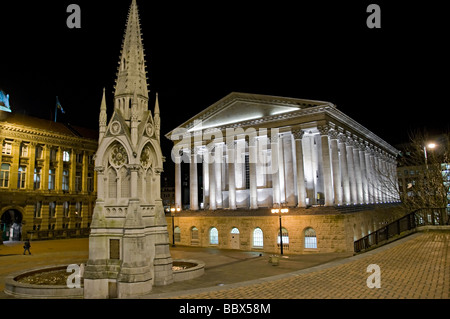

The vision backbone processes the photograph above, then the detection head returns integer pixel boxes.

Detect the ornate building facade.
[0,100,97,242]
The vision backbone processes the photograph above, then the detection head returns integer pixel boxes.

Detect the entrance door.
[1,209,23,241]
[230,228,240,250]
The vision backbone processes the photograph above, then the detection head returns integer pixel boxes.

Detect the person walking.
[23,239,31,255]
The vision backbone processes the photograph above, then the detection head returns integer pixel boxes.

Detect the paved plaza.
[0,230,448,299]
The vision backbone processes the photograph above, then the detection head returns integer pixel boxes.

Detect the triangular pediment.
[165,92,331,137]
[105,110,131,141]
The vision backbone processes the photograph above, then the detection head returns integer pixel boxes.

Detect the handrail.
[354,207,448,253]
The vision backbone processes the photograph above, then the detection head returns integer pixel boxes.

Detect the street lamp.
[424,143,437,169]
[271,206,289,255]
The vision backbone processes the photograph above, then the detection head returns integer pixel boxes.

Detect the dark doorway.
[1,209,23,241]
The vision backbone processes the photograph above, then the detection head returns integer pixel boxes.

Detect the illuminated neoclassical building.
[167,92,400,211]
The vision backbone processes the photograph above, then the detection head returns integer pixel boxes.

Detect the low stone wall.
[4,265,83,299]
[166,205,407,254]
[172,259,205,282]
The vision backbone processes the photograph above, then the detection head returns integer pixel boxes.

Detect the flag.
[56,96,65,114]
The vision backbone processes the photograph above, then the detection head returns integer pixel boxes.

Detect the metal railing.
[354,207,448,253]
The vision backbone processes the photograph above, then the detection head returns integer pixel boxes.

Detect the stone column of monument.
[352,138,363,204]
[358,141,369,204]
[202,147,210,209]
[270,133,281,207]
[282,133,296,207]
[346,134,358,204]
[209,145,217,210]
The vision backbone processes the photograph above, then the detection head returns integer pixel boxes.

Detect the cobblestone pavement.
[150,231,449,299]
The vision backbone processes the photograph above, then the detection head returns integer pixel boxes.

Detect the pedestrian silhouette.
[23,239,31,255]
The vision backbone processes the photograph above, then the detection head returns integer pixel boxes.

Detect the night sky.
[1,0,448,157]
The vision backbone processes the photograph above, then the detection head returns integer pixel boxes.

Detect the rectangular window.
[2,142,12,155]
[34,201,42,218]
[35,145,43,160]
[49,201,56,218]
[17,166,27,189]
[63,201,70,217]
[75,170,82,192]
[109,239,120,260]
[63,151,70,162]
[0,164,10,188]
[87,173,93,192]
[34,168,42,190]
[62,169,69,191]
[48,169,56,190]
[50,148,57,162]
[20,144,29,157]
[245,154,250,189]
[76,153,83,164]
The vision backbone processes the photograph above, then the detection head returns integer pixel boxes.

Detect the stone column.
[346,135,357,204]
[329,130,343,205]
[319,126,334,206]
[10,141,21,189]
[129,164,139,199]
[282,133,296,207]
[278,134,286,204]
[27,142,37,190]
[82,151,89,194]
[189,148,199,210]
[338,135,351,204]
[227,140,237,210]
[359,143,369,204]
[42,145,51,191]
[202,148,209,209]
[367,148,376,203]
[214,143,223,209]
[293,129,307,207]
[271,133,281,206]
[174,154,182,210]
[352,140,363,204]
[209,146,217,210]
[248,133,258,209]
[95,167,105,201]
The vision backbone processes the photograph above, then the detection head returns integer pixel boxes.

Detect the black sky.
[1,0,448,151]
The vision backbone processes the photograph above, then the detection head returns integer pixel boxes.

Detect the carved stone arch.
[137,139,163,170]
[96,137,133,168]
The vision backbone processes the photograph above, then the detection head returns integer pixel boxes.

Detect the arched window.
[304,227,317,249]
[231,227,240,234]
[191,227,199,245]
[174,226,181,243]
[277,227,289,249]
[108,168,117,199]
[253,228,263,248]
[209,227,219,245]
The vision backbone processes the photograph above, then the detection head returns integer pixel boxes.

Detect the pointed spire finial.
[154,92,160,115]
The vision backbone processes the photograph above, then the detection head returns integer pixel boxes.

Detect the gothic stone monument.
[84,0,173,299]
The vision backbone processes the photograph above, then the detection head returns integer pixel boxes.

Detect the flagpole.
[55,96,58,123]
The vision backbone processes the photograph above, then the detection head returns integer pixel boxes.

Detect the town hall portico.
[167,92,400,211]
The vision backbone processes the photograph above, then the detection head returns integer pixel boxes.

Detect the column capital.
[328,129,339,140]
[317,124,330,136]
[292,129,305,140]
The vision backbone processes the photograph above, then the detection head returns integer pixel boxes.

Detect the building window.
[17,166,27,189]
[174,226,181,243]
[75,202,82,217]
[63,201,69,217]
[49,201,56,218]
[231,227,240,234]
[75,170,82,192]
[48,169,56,190]
[35,145,43,159]
[0,164,10,188]
[63,151,70,162]
[76,153,83,164]
[2,141,12,155]
[20,143,29,157]
[245,154,250,189]
[62,170,69,191]
[209,227,219,245]
[50,148,57,162]
[191,227,199,245]
[253,227,263,248]
[304,227,317,249]
[277,227,289,249]
[34,201,42,218]
[34,168,42,190]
